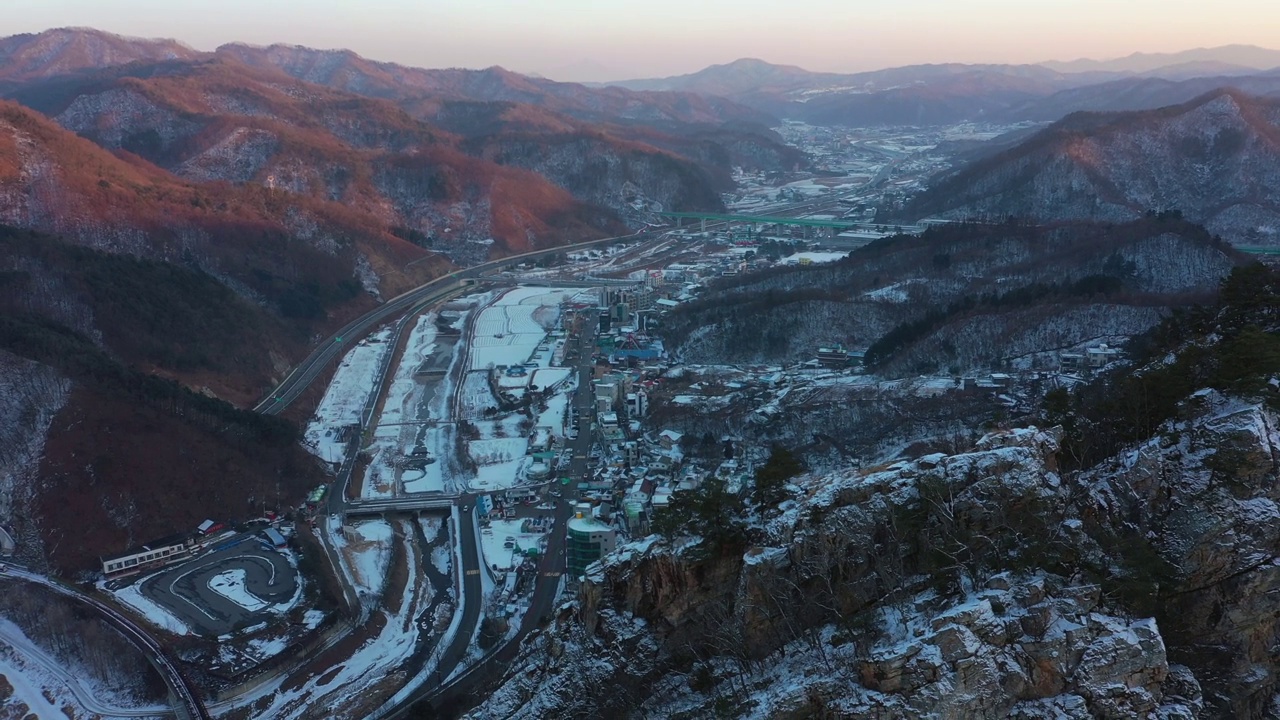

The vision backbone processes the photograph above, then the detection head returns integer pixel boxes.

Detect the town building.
[1087,344,1121,368]
[566,504,618,577]
[101,534,192,577]
[816,345,852,369]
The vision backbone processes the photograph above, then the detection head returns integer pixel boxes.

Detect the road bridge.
[658,211,926,237]
[660,210,862,229]
[344,496,459,517]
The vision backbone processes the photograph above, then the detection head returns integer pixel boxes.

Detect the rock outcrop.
[474,395,1280,719]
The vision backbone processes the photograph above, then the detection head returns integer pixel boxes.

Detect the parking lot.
[136,535,298,636]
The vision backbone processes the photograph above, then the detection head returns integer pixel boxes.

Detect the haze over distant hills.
[606,46,1280,127]
[1040,44,1280,75]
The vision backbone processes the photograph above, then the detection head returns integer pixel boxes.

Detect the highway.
[254,209,817,715]
[255,230,650,415]
[380,305,601,718]
[0,565,210,720]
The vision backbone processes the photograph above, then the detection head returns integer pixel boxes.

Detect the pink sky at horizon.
[4,0,1280,81]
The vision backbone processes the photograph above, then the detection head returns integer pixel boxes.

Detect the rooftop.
[568,516,613,534]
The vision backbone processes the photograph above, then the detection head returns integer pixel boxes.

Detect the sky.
[5,0,1280,82]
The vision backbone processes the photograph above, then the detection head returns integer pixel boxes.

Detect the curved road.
[139,543,298,637]
[0,616,172,717]
[256,230,649,415]
[0,566,209,720]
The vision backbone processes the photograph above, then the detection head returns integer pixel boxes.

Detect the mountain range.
[606,47,1280,127]
[904,89,1280,244]
[3,25,1280,572]
[0,27,804,572]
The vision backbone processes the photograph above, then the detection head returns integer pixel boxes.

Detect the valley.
[4,18,1280,720]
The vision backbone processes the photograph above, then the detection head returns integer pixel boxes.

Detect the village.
[58,227,1133,717]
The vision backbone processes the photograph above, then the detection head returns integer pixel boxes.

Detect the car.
[462,504,470,512]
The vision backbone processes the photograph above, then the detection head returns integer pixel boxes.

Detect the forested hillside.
[0,226,325,573]
[664,218,1241,375]
[905,90,1280,246]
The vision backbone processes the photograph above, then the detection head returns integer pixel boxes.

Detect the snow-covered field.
[304,328,394,465]
[779,251,850,265]
[472,456,531,492]
[329,519,394,596]
[537,391,571,433]
[531,367,571,391]
[109,582,192,637]
[469,287,569,370]
[208,569,268,612]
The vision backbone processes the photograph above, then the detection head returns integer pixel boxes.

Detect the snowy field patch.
[208,569,269,612]
[330,519,394,595]
[469,287,569,370]
[304,328,394,464]
[109,582,192,636]
[779,251,849,265]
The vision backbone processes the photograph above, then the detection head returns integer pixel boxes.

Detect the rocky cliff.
[473,388,1280,718]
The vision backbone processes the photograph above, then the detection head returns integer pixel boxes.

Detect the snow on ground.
[469,437,529,465]
[458,371,495,419]
[304,327,394,464]
[864,281,913,302]
[431,545,451,576]
[0,653,70,719]
[531,367,571,391]
[472,456,531,492]
[359,314,441,500]
[478,519,547,572]
[109,582,192,636]
[330,519,394,596]
[245,520,436,720]
[537,392,571,432]
[419,514,443,541]
[207,569,269,612]
[468,430,532,492]
[373,518,465,716]
[302,609,326,630]
[0,617,167,718]
[779,251,849,265]
[469,287,569,370]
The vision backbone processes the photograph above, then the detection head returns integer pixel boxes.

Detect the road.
[0,615,172,717]
[0,565,209,720]
[380,305,601,718]
[138,541,298,637]
[256,231,650,415]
